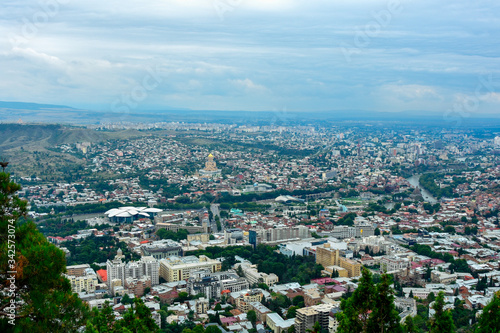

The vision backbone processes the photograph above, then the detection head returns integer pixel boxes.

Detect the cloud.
[0,0,499,113]
[231,78,268,92]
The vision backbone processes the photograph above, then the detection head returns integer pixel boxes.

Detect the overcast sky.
[1,0,499,115]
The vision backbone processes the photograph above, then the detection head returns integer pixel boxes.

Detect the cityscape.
[1,118,499,332]
[1,0,500,332]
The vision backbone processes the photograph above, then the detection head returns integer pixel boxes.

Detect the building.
[328,308,341,333]
[380,256,410,273]
[187,233,210,244]
[338,257,361,278]
[249,302,272,323]
[235,263,279,286]
[316,244,361,278]
[159,255,221,282]
[106,255,160,290]
[266,313,295,333]
[141,239,182,259]
[196,298,209,314]
[125,276,152,297]
[235,289,264,312]
[154,222,205,234]
[104,206,162,223]
[431,271,458,284]
[65,268,99,293]
[66,264,91,277]
[295,304,333,333]
[187,270,249,299]
[249,226,310,246]
[224,228,244,245]
[199,153,221,178]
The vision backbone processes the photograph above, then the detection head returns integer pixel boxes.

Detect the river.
[406,174,438,204]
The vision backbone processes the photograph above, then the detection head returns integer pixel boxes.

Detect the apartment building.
[106,255,159,289]
[235,289,264,312]
[65,270,99,293]
[187,270,249,299]
[295,304,333,333]
[159,255,221,282]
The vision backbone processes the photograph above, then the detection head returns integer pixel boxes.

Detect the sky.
[1,0,500,115]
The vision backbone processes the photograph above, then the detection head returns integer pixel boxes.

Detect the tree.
[247,310,257,327]
[205,326,222,333]
[122,293,133,305]
[310,321,321,333]
[292,295,305,307]
[475,293,500,333]
[402,316,418,333]
[409,290,414,299]
[87,298,159,332]
[367,274,403,333]
[337,268,375,332]
[0,171,89,332]
[287,306,299,319]
[428,292,455,333]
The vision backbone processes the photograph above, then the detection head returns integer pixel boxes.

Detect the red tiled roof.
[97,269,107,282]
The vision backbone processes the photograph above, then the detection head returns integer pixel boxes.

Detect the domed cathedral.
[199,153,221,178]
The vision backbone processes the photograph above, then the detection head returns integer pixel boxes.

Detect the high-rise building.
[295,304,333,333]
[106,255,159,290]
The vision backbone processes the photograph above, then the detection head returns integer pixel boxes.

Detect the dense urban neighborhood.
[2,121,499,332]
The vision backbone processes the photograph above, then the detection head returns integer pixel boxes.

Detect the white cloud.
[231,78,268,92]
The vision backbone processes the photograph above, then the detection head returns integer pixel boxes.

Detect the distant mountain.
[0,101,78,110]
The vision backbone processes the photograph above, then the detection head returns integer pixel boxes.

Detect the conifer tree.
[367,274,403,332]
[428,291,455,333]
[474,293,500,333]
[0,171,89,332]
[402,316,418,333]
[337,268,375,333]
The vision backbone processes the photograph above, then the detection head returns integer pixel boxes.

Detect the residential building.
[159,255,221,282]
[235,289,264,312]
[187,270,249,299]
[295,304,333,333]
[266,313,295,333]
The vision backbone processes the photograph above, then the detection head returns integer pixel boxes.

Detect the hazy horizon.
[1,0,500,117]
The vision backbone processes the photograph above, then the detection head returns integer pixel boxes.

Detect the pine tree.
[0,171,89,332]
[337,269,404,333]
[474,294,500,333]
[367,274,403,332]
[428,291,455,333]
[337,268,375,333]
[402,316,418,333]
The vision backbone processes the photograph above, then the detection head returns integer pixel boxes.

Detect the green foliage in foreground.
[0,172,159,332]
[0,172,89,332]
[85,298,159,333]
